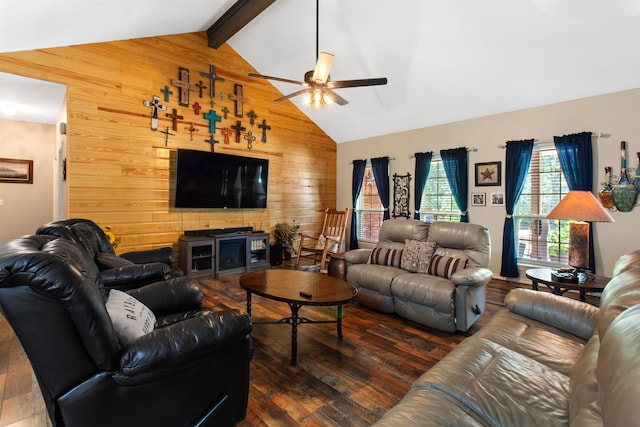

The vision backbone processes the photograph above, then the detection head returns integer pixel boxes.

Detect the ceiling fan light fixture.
[311,52,334,84]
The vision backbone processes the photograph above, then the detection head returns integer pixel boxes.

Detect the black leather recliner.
[36,218,181,291]
[0,234,252,427]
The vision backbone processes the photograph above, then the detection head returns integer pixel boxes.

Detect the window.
[514,145,570,265]
[419,158,461,223]
[356,165,385,242]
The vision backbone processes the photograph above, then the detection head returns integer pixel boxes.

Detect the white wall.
[337,88,640,278]
[0,119,56,242]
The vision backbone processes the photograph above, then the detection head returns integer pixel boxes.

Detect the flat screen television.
[175,149,269,209]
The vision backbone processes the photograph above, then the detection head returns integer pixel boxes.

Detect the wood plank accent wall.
[0,33,337,257]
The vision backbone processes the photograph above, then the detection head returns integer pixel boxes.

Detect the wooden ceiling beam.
[207,0,277,49]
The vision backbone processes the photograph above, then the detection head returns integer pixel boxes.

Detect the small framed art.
[0,158,33,184]
[471,192,486,206]
[475,161,502,186]
[490,193,505,207]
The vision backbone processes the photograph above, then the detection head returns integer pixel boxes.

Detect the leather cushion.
[369,246,403,268]
[428,254,468,279]
[401,239,436,273]
[95,252,134,271]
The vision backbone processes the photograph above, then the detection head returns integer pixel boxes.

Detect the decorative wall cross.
[160,85,173,102]
[246,109,258,126]
[221,128,232,144]
[171,67,198,107]
[185,123,198,141]
[203,109,222,134]
[143,95,166,131]
[166,108,183,131]
[229,84,247,118]
[258,119,271,143]
[231,120,246,143]
[205,134,219,152]
[221,106,230,119]
[195,80,207,98]
[244,131,256,150]
[160,127,174,146]
[200,65,225,98]
[193,102,201,115]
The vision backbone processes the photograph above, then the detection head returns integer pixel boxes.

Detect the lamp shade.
[546,191,615,223]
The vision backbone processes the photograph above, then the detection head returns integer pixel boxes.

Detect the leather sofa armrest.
[116,310,251,382]
[127,277,202,316]
[505,288,598,340]
[451,267,493,287]
[100,263,172,291]
[344,249,371,265]
[120,247,174,267]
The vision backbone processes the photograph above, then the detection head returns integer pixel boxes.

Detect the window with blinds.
[514,146,570,265]
[356,165,385,242]
[419,159,461,223]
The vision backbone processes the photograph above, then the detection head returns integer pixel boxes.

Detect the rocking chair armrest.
[298,233,318,240]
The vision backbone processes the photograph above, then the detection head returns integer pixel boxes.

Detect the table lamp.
[546,190,614,272]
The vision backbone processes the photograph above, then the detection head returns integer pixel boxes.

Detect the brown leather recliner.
[36,218,181,291]
[0,234,252,427]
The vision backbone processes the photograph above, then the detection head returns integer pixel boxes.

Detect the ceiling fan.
[248,0,388,107]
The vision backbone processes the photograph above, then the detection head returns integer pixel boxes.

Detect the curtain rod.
[348,157,396,165]
[497,132,608,149]
[408,148,477,158]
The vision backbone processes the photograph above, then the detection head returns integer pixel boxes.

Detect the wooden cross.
[258,119,271,143]
[143,95,166,131]
[204,134,220,152]
[200,64,225,98]
[221,128,232,144]
[185,123,199,141]
[231,120,246,143]
[229,84,247,118]
[193,102,202,115]
[209,98,216,108]
[195,80,207,98]
[220,92,226,102]
[221,106,230,119]
[171,67,198,107]
[166,108,183,131]
[160,85,173,102]
[246,109,258,126]
[244,131,256,150]
[203,109,222,134]
[160,127,174,146]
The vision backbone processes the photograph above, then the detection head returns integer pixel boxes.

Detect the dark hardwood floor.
[0,261,600,426]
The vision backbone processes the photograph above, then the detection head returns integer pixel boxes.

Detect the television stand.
[179,231,270,278]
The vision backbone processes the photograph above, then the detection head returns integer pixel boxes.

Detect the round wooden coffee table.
[525,268,610,302]
[239,269,357,366]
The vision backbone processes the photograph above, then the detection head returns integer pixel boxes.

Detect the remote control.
[299,291,312,299]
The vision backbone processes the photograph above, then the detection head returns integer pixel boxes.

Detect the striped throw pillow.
[428,254,469,279]
[368,246,403,268]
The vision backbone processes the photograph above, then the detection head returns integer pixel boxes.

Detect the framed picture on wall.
[0,158,33,184]
[490,193,505,207]
[471,192,486,206]
[475,161,502,186]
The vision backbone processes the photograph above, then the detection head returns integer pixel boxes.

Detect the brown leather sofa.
[344,219,492,332]
[373,249,640,426]
[0,234,252,427]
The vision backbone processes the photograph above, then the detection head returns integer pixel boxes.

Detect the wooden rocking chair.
[295,208,349,271]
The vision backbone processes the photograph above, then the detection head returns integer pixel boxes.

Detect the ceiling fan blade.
[327,77,388,89]
[311,52,334,84]
[248,72,305,86]
[325,88,349,106]
[274,88,311,102]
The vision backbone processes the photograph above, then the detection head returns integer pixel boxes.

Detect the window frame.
[418,156,461,223]
[355,163,385,243]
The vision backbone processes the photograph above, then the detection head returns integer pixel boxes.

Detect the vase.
[633,152,640,194]
[612,168,638,212]
[598,166,614,209]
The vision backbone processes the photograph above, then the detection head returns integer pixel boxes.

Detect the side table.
[525,268,610,302]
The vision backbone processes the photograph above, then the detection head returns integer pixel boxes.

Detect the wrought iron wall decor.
[392,173,411,218]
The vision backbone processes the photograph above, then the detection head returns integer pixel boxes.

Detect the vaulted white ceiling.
[1,0,639,143]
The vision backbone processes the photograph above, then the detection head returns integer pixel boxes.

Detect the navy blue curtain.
[554,131,595,272]
[500,139,534,278]
[350,160,367,250]
[413,152,433,220]
[371,157,391,221]
[441,148,469,222]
